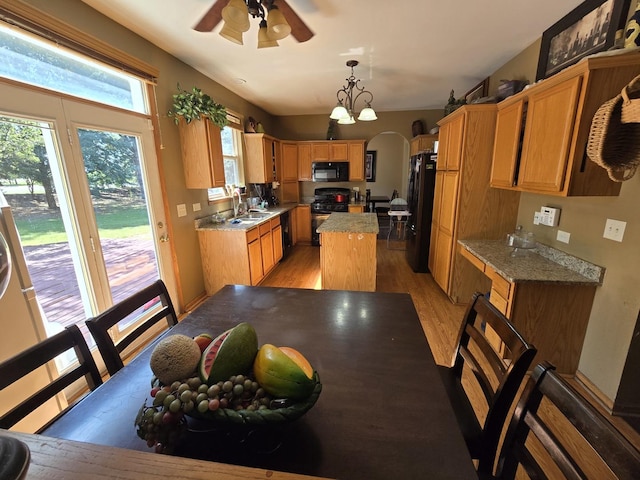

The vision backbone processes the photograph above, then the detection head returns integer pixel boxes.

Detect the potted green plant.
[168,84,228,128]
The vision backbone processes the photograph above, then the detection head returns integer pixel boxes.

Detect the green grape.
[179,390,192,403]
[163,394,176,408]
[222,380,233,393]
[197,384,209,394]
[169,398,182,413]
[197,399,209,413]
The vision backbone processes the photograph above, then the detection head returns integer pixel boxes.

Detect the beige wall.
[487,35,640,402]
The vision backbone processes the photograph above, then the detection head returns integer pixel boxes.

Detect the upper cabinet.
[177,118,225,189]
[245,133,280,184]
[491,52,640,196]
[348,141,365,181]
[297,143,312,181]
[409,134,438,156]
[281,142,299,182]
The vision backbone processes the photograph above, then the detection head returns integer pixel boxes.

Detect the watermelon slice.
[198,322,258,385]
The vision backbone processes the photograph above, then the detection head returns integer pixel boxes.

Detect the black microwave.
[311,162,349,182]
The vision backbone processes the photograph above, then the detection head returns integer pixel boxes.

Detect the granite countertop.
[316,212,379,234]
[458,239,605,285]
[194,204,297,232]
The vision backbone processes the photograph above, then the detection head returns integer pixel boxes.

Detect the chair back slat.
[445,292,537,474]
[86,279,177,376]
[0,324,102,431]
[496,362,640,480]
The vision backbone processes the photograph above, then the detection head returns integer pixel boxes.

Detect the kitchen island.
[317,212,378,292]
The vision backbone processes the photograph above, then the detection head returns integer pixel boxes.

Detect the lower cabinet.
[348,205,364,213]
[459,245,597,374]
[198,216,284,295]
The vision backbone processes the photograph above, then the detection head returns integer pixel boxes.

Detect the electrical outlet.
[603,218,626,242]
[557,230,570,244]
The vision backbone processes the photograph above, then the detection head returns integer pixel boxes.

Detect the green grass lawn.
[15,206,151,246]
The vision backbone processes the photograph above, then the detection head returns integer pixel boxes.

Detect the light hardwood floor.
[262,241,640,476]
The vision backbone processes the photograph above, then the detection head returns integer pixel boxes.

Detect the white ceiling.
[79,0,585,117]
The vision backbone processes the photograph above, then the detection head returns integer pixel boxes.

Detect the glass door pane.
[0,115,93,341]
[76,127,159,312]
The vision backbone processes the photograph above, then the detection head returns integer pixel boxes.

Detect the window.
[208,113,245,202]
[0,23,147,113]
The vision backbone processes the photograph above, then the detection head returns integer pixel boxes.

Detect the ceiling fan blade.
[276,0,314,42]
[193,0,226,32]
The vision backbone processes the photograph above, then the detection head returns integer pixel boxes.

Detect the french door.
[0,81,174,349]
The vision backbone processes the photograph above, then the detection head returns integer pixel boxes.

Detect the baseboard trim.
[575,370,615,413]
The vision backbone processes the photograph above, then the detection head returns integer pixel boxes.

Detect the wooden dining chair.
[492,362,640,479]
[438,292,537,474]
[0,324,102,432]
[85,279,178,376]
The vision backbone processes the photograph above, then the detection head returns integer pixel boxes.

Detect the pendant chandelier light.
[219,0,291,48]
[329,60,377,124]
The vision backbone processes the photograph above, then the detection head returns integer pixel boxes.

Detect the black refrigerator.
[405,152,437,272]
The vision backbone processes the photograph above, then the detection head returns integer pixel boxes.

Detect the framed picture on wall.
[536,0,631,81]
[365,151,377,182]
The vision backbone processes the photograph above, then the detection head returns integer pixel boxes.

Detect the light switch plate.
[603,218,626,242]
[533,212,541,225]
[557,230,570,244]
[193,202,201,212]
[177,204,187,217]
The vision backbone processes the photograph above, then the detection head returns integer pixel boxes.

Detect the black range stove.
[311,187,350,245]
[310,187,350,214]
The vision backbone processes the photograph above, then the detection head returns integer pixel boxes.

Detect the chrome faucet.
[232,188,242,217]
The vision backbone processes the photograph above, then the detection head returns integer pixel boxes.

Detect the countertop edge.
[194,204,297,232]
[458,239,605,285]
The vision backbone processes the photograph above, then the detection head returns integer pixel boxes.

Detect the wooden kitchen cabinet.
[296,205,311,243]
[429,105,520,304]
[259,222,274,275]
[409,134,438,156]
[281,142,298,182]
[491,52,640,196]
[459,243,599,374]
[297,143,312,181]
[272,217,283,262]
[198,215,284,295]
[348,205,364,213]
[348,141,365,181]
[280,141,299,203]
[244,133,280,184]
[177,118,225,189]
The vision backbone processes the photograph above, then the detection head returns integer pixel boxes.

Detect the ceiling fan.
[194,0,314,43]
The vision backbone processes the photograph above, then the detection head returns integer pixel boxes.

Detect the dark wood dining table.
[42,285,476,479]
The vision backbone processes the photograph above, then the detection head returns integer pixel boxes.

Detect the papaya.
[198,322,258,385]
[253,344,315,400]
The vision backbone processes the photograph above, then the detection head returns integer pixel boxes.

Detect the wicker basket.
[586,74,640,182]
[186,372,322,426]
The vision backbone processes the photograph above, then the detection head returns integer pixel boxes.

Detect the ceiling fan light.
[258,20,279,48]
[330,104,348,120]
[219,22,244,45]
[221,0,250,32]
[338,115,355,125]
[266,6,291,40]
[358,106,377,121]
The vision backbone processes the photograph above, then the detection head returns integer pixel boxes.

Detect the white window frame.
[208,111,245,203]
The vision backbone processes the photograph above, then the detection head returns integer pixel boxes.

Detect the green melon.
[198,322,258,385]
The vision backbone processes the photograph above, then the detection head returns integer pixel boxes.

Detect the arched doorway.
[366,132,411,200]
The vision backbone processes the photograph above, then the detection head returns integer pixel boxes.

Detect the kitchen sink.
[238,212,272,219]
